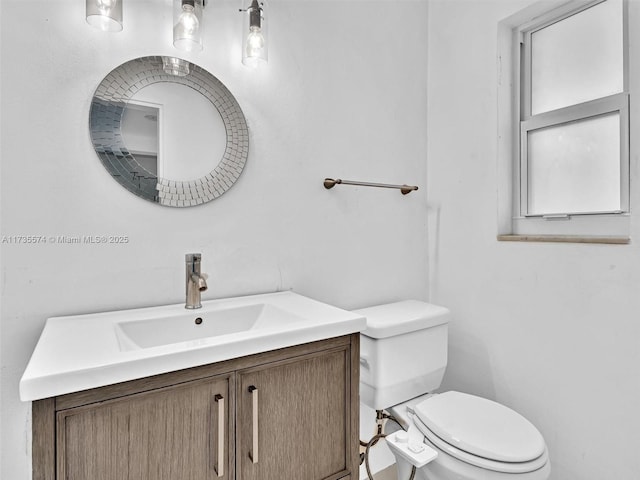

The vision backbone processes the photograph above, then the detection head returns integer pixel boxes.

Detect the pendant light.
[86,0,123,32]
[162,57,191,77]
[174,0,205,52]
[241,0,267,67]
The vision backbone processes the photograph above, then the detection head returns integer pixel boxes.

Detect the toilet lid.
[414,391,546,463]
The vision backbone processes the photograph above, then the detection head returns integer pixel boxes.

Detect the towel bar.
[323,178,418,195]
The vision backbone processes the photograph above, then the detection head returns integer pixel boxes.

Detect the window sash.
[520,0,626,119]
[512,0,629,236]
[519,92,630,217]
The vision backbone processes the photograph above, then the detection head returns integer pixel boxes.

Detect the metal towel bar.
[323,178,418,195]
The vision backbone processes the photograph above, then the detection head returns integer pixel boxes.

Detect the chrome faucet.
[185,253,208,309]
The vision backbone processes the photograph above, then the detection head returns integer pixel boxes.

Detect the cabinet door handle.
[214,394,225,477]
[248,385,259,464]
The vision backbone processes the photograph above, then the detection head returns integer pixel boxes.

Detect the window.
[498,0,629,241]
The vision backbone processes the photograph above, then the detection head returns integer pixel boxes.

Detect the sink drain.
[194,317,203,325]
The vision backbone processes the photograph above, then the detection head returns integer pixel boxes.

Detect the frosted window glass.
[527,113,620,215]
[531,0,623,115]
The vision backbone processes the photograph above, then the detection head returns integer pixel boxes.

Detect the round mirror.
[89,56,249,207]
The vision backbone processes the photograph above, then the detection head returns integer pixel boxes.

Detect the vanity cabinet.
[32,334,359,480]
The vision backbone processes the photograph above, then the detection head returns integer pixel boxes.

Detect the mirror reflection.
[120,102,159,176]
[89,56,249,207]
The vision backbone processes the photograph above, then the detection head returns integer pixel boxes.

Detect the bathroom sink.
[20,291,366,401]
[115,303,303,350]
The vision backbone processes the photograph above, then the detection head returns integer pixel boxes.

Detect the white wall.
[0,1,429,478]
[427,1,640,479]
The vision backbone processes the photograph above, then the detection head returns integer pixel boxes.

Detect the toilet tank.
[355,300,449,410]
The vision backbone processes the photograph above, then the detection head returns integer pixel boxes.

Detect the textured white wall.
[0,1,429,478]
[427,1,640,479]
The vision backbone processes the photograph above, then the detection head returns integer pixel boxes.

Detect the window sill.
[497,234,630,245]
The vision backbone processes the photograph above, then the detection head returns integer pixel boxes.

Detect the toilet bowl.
[355,301,550,480]
[388,391,550,480]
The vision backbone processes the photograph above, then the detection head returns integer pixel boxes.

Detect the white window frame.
[497,0,630,241]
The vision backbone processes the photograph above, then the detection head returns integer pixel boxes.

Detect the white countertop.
[20,291,366,401]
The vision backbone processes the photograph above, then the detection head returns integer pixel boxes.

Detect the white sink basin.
[20,291,366,401]
[115,303,304,350]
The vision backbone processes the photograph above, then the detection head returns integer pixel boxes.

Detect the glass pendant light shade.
[242,0,268,67]
[86,0,123,32]
[173,0,204,52]
[162,57,191,77]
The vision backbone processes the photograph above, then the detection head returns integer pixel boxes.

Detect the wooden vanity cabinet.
[32,334,360,480]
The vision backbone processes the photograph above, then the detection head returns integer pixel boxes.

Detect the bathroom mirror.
[89,56,249,207]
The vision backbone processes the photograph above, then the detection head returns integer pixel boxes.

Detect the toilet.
[355,301,550,480]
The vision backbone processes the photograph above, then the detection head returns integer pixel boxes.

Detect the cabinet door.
[57,375,233,480]
[237,347,351,480]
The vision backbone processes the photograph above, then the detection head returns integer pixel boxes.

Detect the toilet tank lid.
[354,300,450,339]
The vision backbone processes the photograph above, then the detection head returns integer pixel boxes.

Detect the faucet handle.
[186,253,202,263]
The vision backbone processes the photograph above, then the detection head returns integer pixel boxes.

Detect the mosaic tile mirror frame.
[89,56,249,207]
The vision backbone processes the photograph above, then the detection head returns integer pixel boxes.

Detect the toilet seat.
[413,391,549,474]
